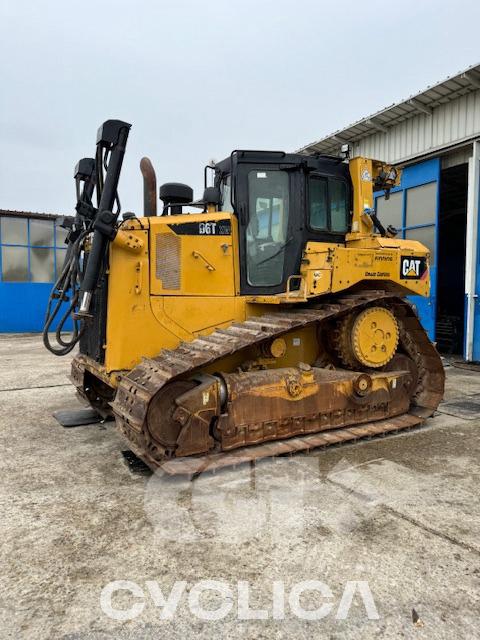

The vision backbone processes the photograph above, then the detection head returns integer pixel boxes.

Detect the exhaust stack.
[140,157,157,217]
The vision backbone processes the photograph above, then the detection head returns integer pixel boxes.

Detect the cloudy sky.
[1,0,479,215]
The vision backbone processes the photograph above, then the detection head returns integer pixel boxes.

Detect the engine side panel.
[149,213,239,296]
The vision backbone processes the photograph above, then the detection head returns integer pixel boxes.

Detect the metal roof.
[0,209,64,221]
[298,62,480,156]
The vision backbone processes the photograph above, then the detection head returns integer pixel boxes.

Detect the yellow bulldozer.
[44,120,444,474]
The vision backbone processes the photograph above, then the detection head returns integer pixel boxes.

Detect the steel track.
[111,291,445,473]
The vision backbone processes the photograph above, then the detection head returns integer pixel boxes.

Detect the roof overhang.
[298,62,480,156]
[0,209,63,221]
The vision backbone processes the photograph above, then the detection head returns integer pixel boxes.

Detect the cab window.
[308,176,349,233]
[246,170,289,286]
[309,177,328,230]
[220,174,234,212]
[330,179,348,232]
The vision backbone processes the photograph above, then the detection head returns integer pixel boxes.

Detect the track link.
[111,291,445,472]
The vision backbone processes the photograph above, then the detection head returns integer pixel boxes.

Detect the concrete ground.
[1,334,479,639]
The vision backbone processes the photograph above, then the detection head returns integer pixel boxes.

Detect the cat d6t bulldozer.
[44,120,444,474]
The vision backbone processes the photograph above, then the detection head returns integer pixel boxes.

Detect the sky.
[1,0,480,215]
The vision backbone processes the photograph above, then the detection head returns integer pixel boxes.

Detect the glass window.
[309,177,349,233]
[1,246,29,281]
[30,219,54,247]
[30,247,55,282]
[309,177,327,230]
[255,198,272,239]
[406,182,437,227]
[56,249,68,278]
[330,179,348,232]
[247,170,289,286]
[376,191,403,230]
[220,175,234,213]
[55,223,69,247]
[405,225,435,261]
[0,217,28,245]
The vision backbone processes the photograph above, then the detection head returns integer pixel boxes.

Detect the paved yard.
[0,334,479,639]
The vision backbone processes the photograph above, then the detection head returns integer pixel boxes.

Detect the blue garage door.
[0,215,72,332]
[375,158,440,340]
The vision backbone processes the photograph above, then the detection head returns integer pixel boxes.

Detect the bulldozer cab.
[214,151,351,295]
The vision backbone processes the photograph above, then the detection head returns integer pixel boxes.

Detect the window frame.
[0,216,68,283]
[374,182,437,260]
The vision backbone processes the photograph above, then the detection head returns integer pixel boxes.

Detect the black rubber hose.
[42,229,89,355]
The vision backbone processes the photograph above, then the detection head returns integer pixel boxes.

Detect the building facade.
[0,210,70,332]
[299,63,480,361]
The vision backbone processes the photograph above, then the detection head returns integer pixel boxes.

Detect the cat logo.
[400,256,427,280]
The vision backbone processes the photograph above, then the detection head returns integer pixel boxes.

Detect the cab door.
[235,163,304,295]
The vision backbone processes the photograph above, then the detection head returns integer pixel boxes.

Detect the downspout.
[465,140,480,361]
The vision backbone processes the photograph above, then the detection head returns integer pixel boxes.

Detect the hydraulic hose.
[42,228,89,355]
[43,158,96,355]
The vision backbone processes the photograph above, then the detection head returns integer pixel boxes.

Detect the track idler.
[146,365,413,459]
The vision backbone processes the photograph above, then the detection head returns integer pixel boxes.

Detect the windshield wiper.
[255,236,293,266]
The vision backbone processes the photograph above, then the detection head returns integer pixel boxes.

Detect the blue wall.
[0,282,73,332]
[0,214,71,333]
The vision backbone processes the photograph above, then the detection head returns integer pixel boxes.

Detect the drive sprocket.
[333,305,399,369]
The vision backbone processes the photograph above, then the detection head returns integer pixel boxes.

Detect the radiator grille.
[156,233,181,289]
